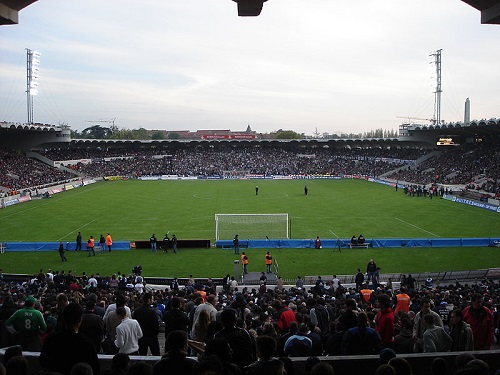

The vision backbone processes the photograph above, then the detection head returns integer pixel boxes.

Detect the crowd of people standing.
[1,259,500,375]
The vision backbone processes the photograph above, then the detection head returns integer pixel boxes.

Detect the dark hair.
[142,293,152,303]
[112,353,130,372]
[63,302,83,326]
[377,294,391,308]
[167,330,188,351]
[455,353,475,370]
[345,299,357,309]
[256,335,277,360]
[170,297,181,309]
[126,361,152,375]
[5,357,28,375]
[3,346,22,365]
[430,357,447,375]
[115,295,126,307]
[388,357,413,375]
[85,300,96,311]
[305,357,321,373]
[357,312,369,327]
[204,337,233,361]
[220,308,237,326]
[423,313,435,325]
[70,362,93,375]
[197,356,224,375]
[116,306,127,318]
[310,362,335,375]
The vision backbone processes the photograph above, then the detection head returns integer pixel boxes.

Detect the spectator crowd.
[1,262,500,375]
[2,139,499,199]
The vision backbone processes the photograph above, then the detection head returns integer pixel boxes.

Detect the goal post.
[215,214,289,241]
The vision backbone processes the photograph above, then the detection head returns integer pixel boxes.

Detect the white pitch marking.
[58,219,96,241]
[395,217,440,237]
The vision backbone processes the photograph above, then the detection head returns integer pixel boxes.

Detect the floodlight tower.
[430,49,442,125]
[26,48,40,124]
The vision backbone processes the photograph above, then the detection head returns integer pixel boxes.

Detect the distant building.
[150,125,258,140]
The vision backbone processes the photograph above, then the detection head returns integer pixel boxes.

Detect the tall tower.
[464,97,471,125]
[26,49,40,124]
[430,49,442,125]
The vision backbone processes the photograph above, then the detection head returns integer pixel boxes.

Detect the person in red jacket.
[272,300,296,334]
[375,294,395,349]
[462,293,494,350]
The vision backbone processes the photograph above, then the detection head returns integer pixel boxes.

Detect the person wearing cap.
[5,295,47,351]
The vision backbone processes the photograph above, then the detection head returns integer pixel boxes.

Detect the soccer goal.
[215,214,289,241]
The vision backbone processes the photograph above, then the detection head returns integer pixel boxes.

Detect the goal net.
[215,214,289,241]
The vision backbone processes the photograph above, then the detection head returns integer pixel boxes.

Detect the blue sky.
[0,0,499,135]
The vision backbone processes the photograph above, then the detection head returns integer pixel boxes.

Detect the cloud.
[0,0,498,134]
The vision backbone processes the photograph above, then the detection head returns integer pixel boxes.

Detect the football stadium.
[2,114,500,373]
[2,1,500,375]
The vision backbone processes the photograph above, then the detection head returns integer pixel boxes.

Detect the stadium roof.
[461,0,500,24]
[0,0,37,25]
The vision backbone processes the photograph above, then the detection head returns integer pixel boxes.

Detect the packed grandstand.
[1,124,500,375]
[0,127,499,201]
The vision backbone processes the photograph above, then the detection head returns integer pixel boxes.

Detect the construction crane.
[396,116,435,125]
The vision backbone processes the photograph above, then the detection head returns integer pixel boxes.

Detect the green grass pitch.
[1,179,499,279]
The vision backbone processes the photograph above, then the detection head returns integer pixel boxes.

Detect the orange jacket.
[394,293,410,314]
[360,289,373,304]
[106,234,112,246]
[265,254,272,265]
[199,290,207,303]
[241,254,249,265]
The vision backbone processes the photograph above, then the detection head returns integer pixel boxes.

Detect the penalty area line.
[329,230,340,239]
[395,217,440,237]
[58,219,96,241]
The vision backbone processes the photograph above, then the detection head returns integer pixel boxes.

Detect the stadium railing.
[3,345,500,375]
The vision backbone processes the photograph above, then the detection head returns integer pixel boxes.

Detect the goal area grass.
[1,178,499,279]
